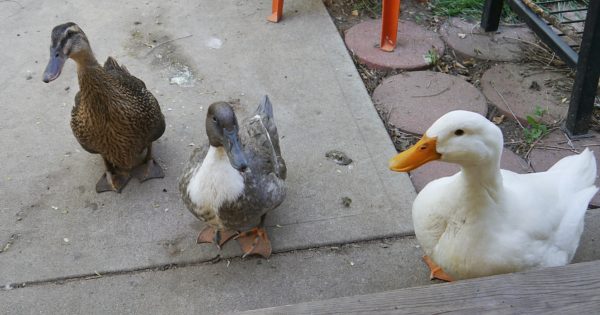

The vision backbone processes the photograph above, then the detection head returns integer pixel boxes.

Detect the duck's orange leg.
[235,227,272,258]
[423,255,454,282]
[197,226,238,249]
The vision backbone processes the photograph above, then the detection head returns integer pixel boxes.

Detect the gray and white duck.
[179,96,286,258]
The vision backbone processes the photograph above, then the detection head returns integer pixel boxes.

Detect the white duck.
[389,110,598,281]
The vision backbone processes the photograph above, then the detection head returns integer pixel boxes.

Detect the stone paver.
[440,17,535,62]
[409,149,531,192]
[372,71,487,135]
[344,19,445,71]
[529,130,600,206]
[481,63,568,124]
[0,0,416,285]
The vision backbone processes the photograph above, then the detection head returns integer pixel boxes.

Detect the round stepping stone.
[410,149,531,192]
[344,19,445,70]
[529,129,600,207]
[481,63,568,125]
[373,71,487,135]
[440,17,535,62]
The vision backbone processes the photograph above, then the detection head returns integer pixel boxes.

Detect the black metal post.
[481,0,504,32]
[565,0,600,136]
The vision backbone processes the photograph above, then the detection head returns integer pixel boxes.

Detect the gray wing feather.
[243,95,286,179]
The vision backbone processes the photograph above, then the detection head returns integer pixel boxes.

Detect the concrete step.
[3,210,598,314]
[1,237,432,314]
[0,0,415,285]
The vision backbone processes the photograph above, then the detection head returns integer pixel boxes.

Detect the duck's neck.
[72,50,113,114]
[211,146,228,160]
[459,157,503,202]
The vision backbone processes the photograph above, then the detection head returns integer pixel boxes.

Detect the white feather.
[187,146,245,213]
[410,111,598,280]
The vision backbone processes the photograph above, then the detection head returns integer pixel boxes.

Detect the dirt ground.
[322,0,600,159]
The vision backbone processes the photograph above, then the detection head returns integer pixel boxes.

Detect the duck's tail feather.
[253,95,286,179]
[256,95,274,120]
[554,185,598,262]
[255,95,281,155]
[549,148,597,190]
[548,149,598,262]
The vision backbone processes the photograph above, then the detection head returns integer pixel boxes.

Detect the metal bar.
[565,0,600,136]
[507,0,578,67]
[267,0,284,23]
[380,0,401,52]
[536,0,572,5]
[550,8,588,15]
[561,19,587,24]
[481,0,504,31]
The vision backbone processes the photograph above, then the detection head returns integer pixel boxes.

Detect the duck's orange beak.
[389,135,441,172]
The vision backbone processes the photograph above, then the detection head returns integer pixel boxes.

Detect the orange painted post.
[380,0,401,52]
[268,0,284,23]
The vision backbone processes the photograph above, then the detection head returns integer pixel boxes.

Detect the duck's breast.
[186,147,245,223]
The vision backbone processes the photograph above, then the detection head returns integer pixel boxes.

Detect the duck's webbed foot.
[197,226,238,249]
[133,144,165,182]
[133,158,165,182]
[96,171,131,193]
[235,227,272,259]
[423,255,454,282]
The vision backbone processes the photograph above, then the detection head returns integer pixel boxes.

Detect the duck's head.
[43,22,91,83]
[206,102,248,172]
[389,110,503,172]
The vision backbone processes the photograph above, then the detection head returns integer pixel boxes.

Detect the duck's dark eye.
[454,129,464,136]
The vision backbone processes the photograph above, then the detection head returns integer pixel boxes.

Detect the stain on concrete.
[124,23,199,88]
[158,235,187,257]
[0,233,20,254]
[84,200,99,211]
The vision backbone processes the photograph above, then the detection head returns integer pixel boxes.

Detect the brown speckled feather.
[70,57,165,170]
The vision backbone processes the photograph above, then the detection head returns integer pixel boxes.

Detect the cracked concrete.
[0,0,415,290]
[1,236,433,314]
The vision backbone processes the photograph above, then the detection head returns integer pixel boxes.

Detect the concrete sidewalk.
[0,0,414,297]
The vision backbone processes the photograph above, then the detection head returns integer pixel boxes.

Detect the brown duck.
[42,22,165,193]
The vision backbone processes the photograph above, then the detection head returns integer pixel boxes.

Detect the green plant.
[430,0,519,23]
[523,106,549,144]
[353,0,382,17]
[423,49,440,65]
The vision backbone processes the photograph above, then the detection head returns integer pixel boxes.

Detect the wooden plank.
[233,261,600,315]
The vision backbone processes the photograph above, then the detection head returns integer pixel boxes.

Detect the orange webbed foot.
[423,255,454,282]
[235,227,272,259]
[197,226,238,249]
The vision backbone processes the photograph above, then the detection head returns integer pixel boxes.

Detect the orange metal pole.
[268,0,284,23]
[380,0,401,52]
